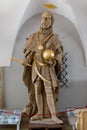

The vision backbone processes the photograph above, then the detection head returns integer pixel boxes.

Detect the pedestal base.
[29,123,65,130]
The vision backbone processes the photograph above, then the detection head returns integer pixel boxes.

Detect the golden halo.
[44,3,57,9]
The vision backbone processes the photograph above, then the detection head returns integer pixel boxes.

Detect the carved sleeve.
[23,34,35,64]
[54,34,64,64]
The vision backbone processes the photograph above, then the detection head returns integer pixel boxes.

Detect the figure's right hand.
[21,61,26,66]
[21,60,31,67]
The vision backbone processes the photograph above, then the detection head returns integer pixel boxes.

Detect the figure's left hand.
[44,59,56,66]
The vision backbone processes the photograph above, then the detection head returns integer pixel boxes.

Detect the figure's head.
[40,11,54,29]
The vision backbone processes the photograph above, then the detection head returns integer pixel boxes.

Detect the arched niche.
[0,0,86,66]
[4,13,87,110]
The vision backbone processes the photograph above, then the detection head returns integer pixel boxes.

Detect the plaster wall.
[0,0,87,66]
[4,14,87,111]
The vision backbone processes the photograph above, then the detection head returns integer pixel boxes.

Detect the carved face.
[40,12,53,29]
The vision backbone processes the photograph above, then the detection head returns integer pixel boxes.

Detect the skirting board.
[0,67,3,108]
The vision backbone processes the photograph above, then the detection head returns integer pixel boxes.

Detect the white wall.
[0,0,87,66]
[4,14,87,112]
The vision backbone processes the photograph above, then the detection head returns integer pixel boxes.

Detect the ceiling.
[0,0,87,66]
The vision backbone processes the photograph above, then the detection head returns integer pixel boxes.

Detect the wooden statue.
[22,11,64,124]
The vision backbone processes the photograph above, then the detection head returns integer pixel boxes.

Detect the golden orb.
[42,49,55,60]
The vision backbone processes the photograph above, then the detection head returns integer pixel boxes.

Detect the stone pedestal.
[28,113,72,130]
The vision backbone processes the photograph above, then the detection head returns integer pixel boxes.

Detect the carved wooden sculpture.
[22,11,64,124]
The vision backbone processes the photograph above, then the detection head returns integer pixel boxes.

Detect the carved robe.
[23,32,63,116]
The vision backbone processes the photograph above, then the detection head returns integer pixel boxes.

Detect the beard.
[39,25,53,35]
[40,20,52,29]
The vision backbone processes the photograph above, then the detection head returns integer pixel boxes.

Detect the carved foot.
[30,113,43,121]
[52,116,63,124]
[22,105,32,115]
